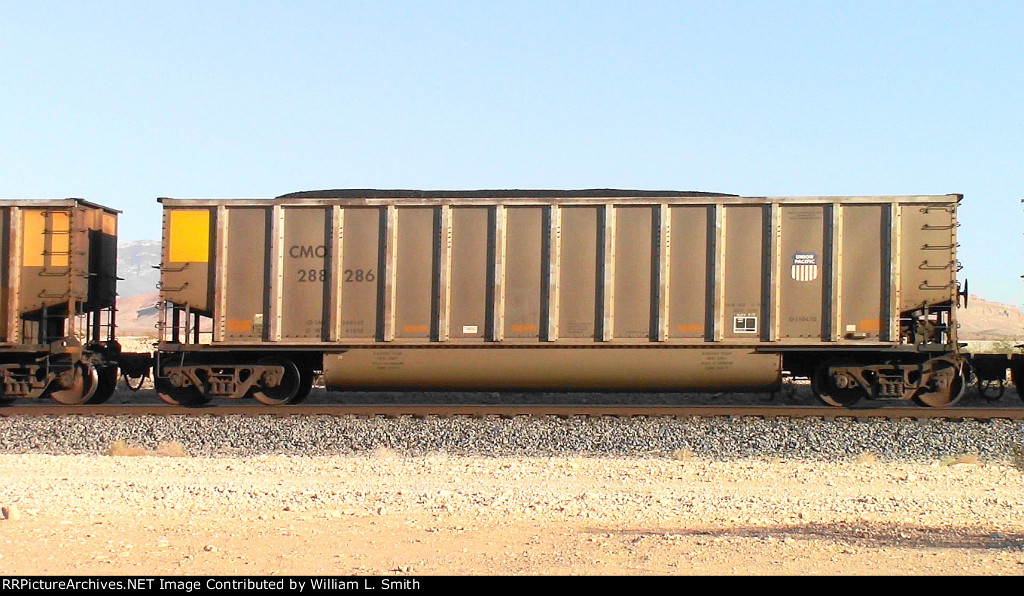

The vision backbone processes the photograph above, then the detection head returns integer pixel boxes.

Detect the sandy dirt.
[1,452,1023,576]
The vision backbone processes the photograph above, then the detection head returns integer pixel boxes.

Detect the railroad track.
[2,404,1022,420]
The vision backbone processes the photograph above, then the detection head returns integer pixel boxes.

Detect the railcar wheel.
[291,367,315,404]
[811,360,864,407]
[154,373,210,407]
[913,358,967,408]
[86,366,119,404]
[50,362,100,405]
[252,357,303,405]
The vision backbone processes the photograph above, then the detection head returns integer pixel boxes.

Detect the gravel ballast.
[1,414,1022,462]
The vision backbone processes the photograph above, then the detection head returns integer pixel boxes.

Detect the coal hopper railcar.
[151,190,967,408]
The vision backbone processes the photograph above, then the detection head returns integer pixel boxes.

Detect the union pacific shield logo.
[791,253,818,282]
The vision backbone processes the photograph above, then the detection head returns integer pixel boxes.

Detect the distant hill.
[116,290,159,337]
[117,240,161,297]
[116,240,160,337]
[956,295,1024,340]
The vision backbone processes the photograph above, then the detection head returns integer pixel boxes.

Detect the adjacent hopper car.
[962,340,1024,401]
[0,199,121,405]
[149,190,968,407]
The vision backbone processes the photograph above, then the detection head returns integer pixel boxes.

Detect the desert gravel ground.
[1,451,1024,576]
[2,375,1024,576]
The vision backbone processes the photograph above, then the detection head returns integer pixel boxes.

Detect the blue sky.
[2,1,1022,303]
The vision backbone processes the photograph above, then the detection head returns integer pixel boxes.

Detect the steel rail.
[1,404,1022,420]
